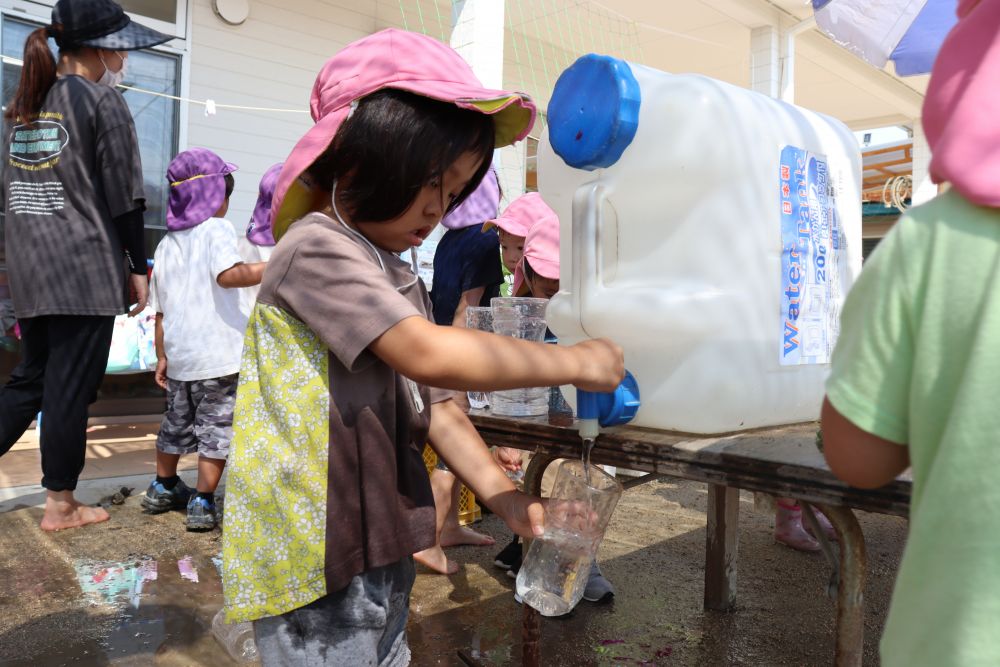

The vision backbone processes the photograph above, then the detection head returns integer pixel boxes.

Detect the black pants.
[0,315,114,491]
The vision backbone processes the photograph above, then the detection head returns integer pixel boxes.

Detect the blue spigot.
[576,370,641,438]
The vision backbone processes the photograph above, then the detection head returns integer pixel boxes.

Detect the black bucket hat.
[49,0,172,51]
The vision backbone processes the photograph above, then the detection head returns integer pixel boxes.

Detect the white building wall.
[186,0,378,227]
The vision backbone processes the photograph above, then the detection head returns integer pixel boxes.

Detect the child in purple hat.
[238,163,282,312]
[142,147,266,531]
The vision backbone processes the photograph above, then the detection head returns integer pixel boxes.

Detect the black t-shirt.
[430,224,503,325]
[1,75,145,318]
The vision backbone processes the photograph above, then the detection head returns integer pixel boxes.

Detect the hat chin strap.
[330,181,420,292]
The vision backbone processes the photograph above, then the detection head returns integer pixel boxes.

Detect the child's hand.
[570,338,625,392]
[154,358,169,389]
[491,490,545,539]
[493,447,522,472]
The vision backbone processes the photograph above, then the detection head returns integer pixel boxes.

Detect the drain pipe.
[780,16,817,104]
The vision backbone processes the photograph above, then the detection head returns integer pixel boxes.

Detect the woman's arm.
[369,315,623,393]
[821,397,910,489]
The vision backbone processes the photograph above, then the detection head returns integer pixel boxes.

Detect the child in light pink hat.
[485,192,548,296]
[220,29,624,666]
[822,2,1000,664]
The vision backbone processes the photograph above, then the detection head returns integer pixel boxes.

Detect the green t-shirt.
[826,190,1000,667]
[500,251,514,297]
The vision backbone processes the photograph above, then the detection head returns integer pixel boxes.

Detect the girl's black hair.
[522,258,537,284]
[224,173,235,200]
[306,88,495,223]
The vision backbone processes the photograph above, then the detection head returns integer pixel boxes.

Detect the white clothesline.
[0,55,310,115]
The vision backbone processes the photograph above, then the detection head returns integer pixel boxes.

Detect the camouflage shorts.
[156,374,238,460]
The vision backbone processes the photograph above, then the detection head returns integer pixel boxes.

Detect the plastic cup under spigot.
[515,460,623,616]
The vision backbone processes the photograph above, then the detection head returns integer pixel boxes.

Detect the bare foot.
[440,525,496,548]
[413,546,459,575]
[40,501,110,532]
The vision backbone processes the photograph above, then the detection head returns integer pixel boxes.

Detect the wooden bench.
[468,410,911,667]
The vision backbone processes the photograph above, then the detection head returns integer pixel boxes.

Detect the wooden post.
[704,484,740,610]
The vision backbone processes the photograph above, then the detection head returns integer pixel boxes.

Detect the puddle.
[1,550,247,666]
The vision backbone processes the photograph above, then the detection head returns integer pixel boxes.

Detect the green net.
[389,0,643,134]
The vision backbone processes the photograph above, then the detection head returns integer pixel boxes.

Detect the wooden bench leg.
[704,484,740,611]
[817,504,866,667]
[521,453,558,667]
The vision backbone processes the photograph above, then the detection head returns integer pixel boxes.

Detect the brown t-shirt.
[222,212,451,621]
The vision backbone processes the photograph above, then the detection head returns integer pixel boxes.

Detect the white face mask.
[97,51,127,88]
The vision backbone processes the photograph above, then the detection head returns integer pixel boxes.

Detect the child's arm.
[820,398,909,489]
[154,313,168,389]
[369,316,623,392]
[450,286,485,327]
[217,262,266,288]
[429,398,544,538]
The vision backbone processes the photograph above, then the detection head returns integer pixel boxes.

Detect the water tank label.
[779,145,841,366]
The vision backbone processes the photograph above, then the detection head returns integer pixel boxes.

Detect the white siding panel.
[187,0,377,228]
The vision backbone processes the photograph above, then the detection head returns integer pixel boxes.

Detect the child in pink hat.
[821,2,1000,664]
[220,29,624,666]
[143,148,266,532]
[486,192,546,296]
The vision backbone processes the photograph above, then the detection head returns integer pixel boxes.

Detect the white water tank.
[539,55,862,434]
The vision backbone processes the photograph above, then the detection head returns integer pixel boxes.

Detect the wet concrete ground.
[0,476,906,666]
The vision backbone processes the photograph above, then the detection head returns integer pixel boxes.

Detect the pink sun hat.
[922,0,1000,208]
[271,29,536,241]
[513,199,560,296]
[166,147,238,232]
[440,165,500,230]
[484,192,551,238]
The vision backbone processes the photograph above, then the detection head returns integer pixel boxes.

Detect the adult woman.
[0,0,170,531]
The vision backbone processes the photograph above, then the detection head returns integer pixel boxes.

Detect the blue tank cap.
[547,54,641,171]
[576,370,641,427]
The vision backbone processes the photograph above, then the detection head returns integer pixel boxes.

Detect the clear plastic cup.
[490,296,549,320]
[211,609,259,663]
[466,307,493,409]
[490,314,549,417]
[516,460,623,616]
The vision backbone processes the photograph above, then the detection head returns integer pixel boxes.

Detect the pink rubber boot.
[802,504,838,542]
[774,500,820,552]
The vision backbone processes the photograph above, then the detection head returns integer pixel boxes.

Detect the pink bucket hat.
[166,148,238,232]
[271,29,536,241]
[513,197,560,296]
[246,163,283,246]
[440,165,500,230]
[922,0,1000,208]
[484,192,550,238]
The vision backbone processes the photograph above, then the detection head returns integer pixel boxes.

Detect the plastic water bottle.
[211,609,258,663]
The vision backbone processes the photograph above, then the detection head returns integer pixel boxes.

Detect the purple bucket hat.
[440,165,500,230]
[246,163,283,246]
[166,148,238,231]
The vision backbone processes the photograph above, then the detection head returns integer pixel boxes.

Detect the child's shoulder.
[274,212,359,255]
